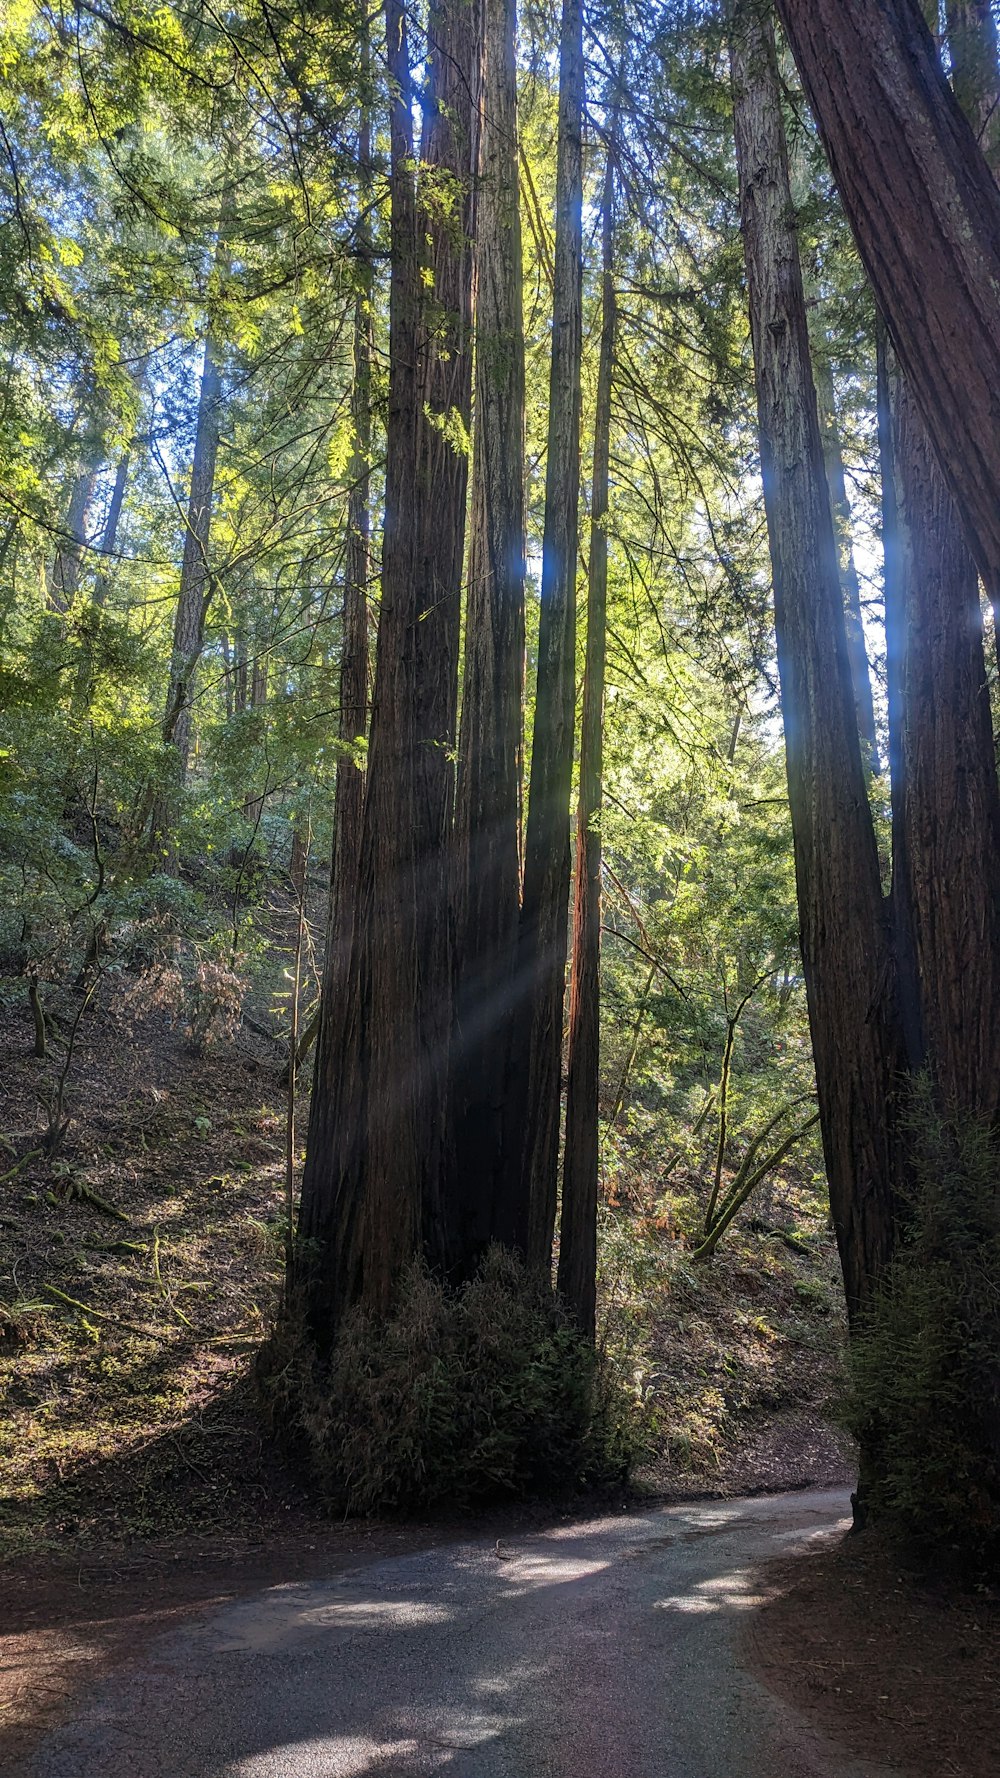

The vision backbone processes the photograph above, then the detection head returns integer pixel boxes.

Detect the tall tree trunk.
[558,120,617,1339]
[944,0,1000,675]
[946,0,1000,168]
[49,466,98,612]
[161,327,223,778]
[774,0,1000,595]
[298,0,475,1331]
[301,74,373,1322]
[885,340,1000,1126]
[515,0,584,1276]
[448,0,527,1274]
[813,353,880,772]
[731,0,904,1320]
[92,449,130,610]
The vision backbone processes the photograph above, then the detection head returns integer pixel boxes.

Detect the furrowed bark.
[886,348,1000,1126]
[558,120,617,1339]
[774,0,1000,596]
[732,0,904,1320]
[516,0,584,1277]
[449,0,528,1272]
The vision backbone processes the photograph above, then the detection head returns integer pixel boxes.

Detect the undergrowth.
[845,1079,1000,1570]
[260,1246,646,1515]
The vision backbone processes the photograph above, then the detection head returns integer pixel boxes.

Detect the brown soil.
[746,1529,1000,1778]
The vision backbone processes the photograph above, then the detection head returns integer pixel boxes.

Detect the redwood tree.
[559,120,617,1338]
[775,0,1000,594]
[731,0,905,1318]
[515,0,585,1275]
[449,0,528,1272]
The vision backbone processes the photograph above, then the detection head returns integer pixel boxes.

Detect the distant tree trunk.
[92,450,130,610]
[49,466,98,612]
[732,0,904,1320]
[945,0,1000,168]
[775,0,1000,595]
[558,123,617,1338]
[161,329,222,775]
[146,327,223,858]
[70,449,132,719]
[298,0,475,1331]
[515,0,584,1277]
[448,0,527,1274]
[813,354,880,772]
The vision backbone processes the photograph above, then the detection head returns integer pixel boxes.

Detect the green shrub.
[844,1080,1000,1569]
[261,1246,644,1515]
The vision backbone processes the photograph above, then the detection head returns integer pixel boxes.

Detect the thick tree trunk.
[732,0,904,1320]
[774,0,1000,594]
[944,0,1000,677]
[298,0,475,1330]
[300,87,373,1325]
[448,0,527,1274]
[558,127,617,1340]
[515,0,584,1276]
[886,356,1000,1124]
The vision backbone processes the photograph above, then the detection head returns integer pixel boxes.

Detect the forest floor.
[0,984,851,1558]
[1,994,997,1775]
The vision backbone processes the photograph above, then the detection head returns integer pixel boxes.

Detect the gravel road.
[20,1488,895,1778]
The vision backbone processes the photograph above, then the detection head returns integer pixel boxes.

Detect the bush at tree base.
[844,1079,1000,1571]
[258,1246,645,1515]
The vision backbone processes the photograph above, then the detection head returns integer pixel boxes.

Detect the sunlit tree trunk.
[515,0,584,1276]
[885,357,1000,1124]
[775,0,1000,594]
[448,0,527,1274]
[812,354,880,772]
[732,0,905,1320]
[558,122,617,1339]
[49,465,98,612]
[145,327,223,858]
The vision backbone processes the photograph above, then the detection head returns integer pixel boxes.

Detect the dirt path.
[9,1490,899,1778]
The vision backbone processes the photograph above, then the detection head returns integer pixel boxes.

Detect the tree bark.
[886,352,1000,1124]
[732,0,904,1320]
[298,0,475,1329]
[774,0,1000,595]
[161,328,223,777]
[944,0,1000,675]
[49,466,98,612]
[558,122,617,1339]
[945,0,1000,169]
[813,353,880,772]
[515,0,584,1276]
[448,0,528,1274]
[300,72,373,1329]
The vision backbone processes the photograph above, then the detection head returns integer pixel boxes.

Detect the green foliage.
[262,1248,644,1515]
[844,1080,1000,1569]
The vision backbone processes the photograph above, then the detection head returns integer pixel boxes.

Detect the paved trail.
[21,1489,894,1778]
